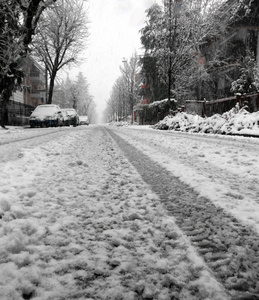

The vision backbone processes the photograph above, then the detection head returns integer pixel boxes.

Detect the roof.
[23,56,45,74]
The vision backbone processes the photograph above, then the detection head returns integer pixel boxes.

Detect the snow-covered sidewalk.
[0,126,229,299]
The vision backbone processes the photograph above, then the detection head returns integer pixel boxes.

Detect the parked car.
[66,108,79,126]
[60,109,70,126]
[79,115,89,125]
[29,104,63,128]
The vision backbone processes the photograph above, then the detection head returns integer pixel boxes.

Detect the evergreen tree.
[53,72,95,120]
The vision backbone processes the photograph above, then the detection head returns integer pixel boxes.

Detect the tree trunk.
[0,99,7,129]
[168,67,172,102]
[48,70,57,104]
[0,86,13,129]
[130,96,134,124]
[45,63,48,104]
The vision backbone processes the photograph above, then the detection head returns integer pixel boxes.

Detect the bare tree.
[75,72,94,117]
[104,96,119,123]
[0,0,57,128]
[104,74,129,123]
[33,0,89,104]
[106,53,142,123]
[120,53,142,123]
[108,76,128,121]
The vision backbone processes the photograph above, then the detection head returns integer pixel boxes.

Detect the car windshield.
[67,110,76,116]
[31,106,58,116]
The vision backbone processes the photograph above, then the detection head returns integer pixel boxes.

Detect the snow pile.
[153,105,259,136]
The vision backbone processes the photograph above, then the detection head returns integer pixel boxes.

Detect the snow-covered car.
[60,109,70,126]
[79,115,89,125]
[29,104,63,128]
[66,108,79,126]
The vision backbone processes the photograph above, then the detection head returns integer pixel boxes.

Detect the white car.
[79,115,89,125]
[29,104,63,128]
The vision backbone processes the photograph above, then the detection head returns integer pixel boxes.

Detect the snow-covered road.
[108,126,259,234]
[0,125,259,300]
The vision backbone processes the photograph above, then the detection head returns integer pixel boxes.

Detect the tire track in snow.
[106,127,259,233]
[106,127,259,300]
[108,128,259,207]
[0,127,71,146]
[0,127,80,163]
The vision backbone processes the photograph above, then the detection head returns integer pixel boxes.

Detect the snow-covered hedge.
[153,105,259,136]
[136,98,177,125]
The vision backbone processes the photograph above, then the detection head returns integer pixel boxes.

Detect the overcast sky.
[70,0,162,123]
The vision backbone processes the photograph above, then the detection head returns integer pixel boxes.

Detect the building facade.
[8,56,46,125]
[199,0,259,101]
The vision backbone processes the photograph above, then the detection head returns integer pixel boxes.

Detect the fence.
[185,93,259,117]
[134,94,259,125]
[3,100,35,126]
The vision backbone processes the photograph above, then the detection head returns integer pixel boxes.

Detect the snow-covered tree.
[0,0,57,128]
[104,76,126,122]
[231,52,259,94]
[120,53,142,123]
[53,72,96,121]
[140,1,199,103]
[140,0,237,103]
[199,1,259,100]
[140,4,167,103]
[33,0,89,104]
[106,53,142,123]
[75,72,95,118]
[53,76,73,109]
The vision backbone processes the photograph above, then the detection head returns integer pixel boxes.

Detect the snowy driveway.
[0,125,259,299]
